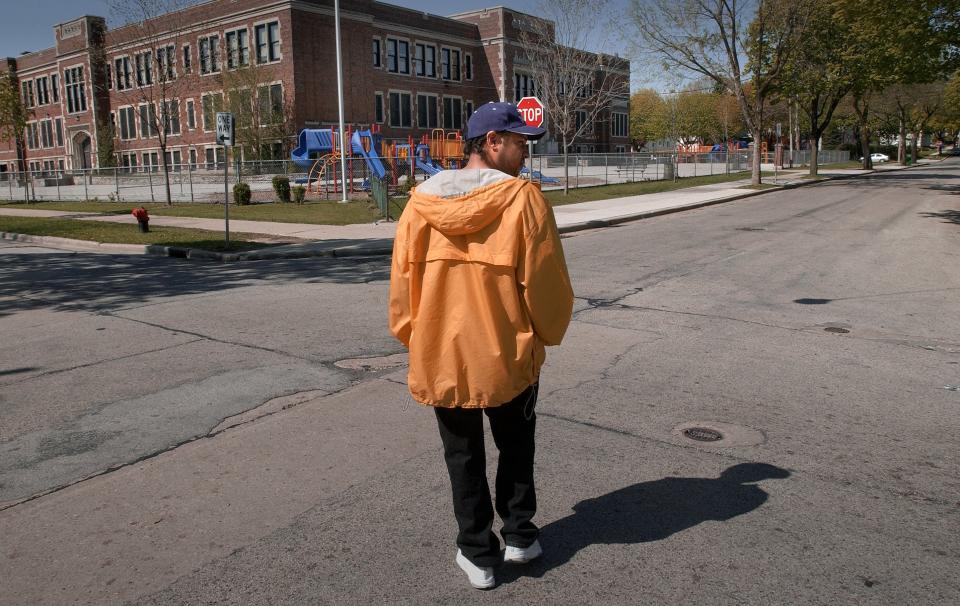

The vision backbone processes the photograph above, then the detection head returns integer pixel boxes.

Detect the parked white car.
[859,153,889,163]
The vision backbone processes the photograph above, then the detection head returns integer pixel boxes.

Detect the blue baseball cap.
[465,101,547,140]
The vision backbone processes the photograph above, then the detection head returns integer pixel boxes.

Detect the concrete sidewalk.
[0,161,933,260]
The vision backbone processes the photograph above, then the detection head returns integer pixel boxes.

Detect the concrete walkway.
[0,161,933,261]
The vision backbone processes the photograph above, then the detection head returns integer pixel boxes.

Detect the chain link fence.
[0,149,849,205]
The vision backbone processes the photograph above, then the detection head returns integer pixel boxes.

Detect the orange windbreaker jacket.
[389,173,574,408]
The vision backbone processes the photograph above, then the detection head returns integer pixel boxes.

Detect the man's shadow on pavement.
[498,462,790,582]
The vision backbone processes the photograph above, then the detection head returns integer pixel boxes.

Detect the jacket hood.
[408,169,529,236]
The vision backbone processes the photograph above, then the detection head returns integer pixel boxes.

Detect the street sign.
[216,112,234,146]
[517,96,545,128]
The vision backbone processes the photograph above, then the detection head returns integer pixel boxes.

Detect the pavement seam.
[0,338,205,387]
[101,311,319,362]
[0,374,390,513]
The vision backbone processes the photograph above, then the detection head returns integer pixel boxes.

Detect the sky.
[0,0,668,92]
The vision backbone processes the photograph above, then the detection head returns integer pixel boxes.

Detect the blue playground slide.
[351,130,387,180]
[291,129,335,170]
[520,166,560,184]
[415,159,443,176]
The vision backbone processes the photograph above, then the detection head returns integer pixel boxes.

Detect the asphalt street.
[1,162,958,604]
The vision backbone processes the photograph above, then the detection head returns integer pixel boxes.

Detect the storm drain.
[682,427,724,442]
[824,326,850,334]
[673,421,766,447]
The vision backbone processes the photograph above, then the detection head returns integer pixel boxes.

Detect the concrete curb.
[1,232,149,254]
[2,162,935,261]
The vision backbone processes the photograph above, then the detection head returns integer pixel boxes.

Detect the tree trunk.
[750,103,762,186]
[910,130,920,164]
[808,137,820,177]
[751,141,761,185]
[860,124,872,170]
[562,134,569,195]
[897,114,907,165]
[160,142,172,206]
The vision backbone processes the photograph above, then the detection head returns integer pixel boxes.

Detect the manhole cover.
[683,427,723,442]
[824,327,850,334]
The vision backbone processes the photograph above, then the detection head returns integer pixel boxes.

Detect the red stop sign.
[517,96,545,128]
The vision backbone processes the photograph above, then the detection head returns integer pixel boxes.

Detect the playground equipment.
[291,127,352,197]
[290,126,464,199]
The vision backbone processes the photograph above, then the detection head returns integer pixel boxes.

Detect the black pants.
[434,384,539,568]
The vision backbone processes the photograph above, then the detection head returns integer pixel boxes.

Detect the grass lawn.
[540,171,768,206]
[0,215,271,251]
[0,199,383,225]
[0,169,791,227]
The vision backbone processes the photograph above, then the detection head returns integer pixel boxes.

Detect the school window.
[21,81,34,107]
[514,73,536,102]
[611,112,628,137]
[226,29,250,69]
[163,100,181,135]
[115,57,132,90]
[142,151,160,172]
[35,77,49,105]
[135,51,153,86]
[205,146,225,169]
[164,149,182,171]
[417,94,438,129]
[441,48,458,80]
[189,148,197,168]
[199,35,220,74]
[415,44,435,78]
[118,106,136,140]
[201,92,223,131]
[374,93,384,124]
[40,119,53,148]
[465,101,474,119]
[388,92,411,128]
[183,45,192,73]
[64,66,86,113]
[139,103,158,138]
[575,110,587,132]
[465,54,472,80]
[442,97,462,130]
[119,152,138,172]
[51,74,59,102]
[55,118,63,147]
[186,99,196,130]
[387,39,409,74]
[255,21,280,64]
[257,84,283,125]
[372,39,381,67]
[157,45,176,81]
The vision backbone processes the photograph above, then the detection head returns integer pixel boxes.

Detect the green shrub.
[272,175,291,202]
[292,185,306,204]
[233,182,252,205]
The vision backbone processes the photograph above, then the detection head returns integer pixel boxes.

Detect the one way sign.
[216,112,234,146]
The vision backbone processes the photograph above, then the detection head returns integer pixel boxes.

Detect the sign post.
[517,96,545,183]
[216,112,235,248]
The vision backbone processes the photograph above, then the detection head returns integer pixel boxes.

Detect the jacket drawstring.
[523,383,538,421]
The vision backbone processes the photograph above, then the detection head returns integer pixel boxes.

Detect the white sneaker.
[504,539,542,564]
[456,550,495,589]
